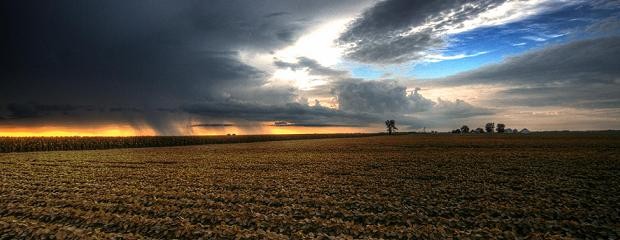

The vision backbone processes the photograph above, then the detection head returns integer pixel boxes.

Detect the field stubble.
[0,134,619,239]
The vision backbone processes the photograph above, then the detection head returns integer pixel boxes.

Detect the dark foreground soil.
[1,133,618,239]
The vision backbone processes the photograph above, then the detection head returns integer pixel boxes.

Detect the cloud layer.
[0,0,368,134]
[1,0,619,134]
[338,0,579,64]
[430,36,620,109]
[332,79,493,128]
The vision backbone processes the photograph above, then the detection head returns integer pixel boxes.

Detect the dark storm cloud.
[181,100,382,126]
[430,36,620,109]
[3,103,88,119]
[0,0,371,134]
[1,2,271,105]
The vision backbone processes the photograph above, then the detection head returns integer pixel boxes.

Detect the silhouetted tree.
[452,129,461,134]
[475,128,484,133]
[385,120,398,135]
[460,125,470,133]
[497,123,506,133]
[485,122,495,133]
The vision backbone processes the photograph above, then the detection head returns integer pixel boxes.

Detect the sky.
[1,0,620,136]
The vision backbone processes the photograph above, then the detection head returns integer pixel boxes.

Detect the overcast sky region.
[1,0,620,135]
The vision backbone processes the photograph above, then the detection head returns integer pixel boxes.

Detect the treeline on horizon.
[0,133,380,153]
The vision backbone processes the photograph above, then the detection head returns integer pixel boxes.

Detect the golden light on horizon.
[0,122,372,137]
[189,122,371,135]
[0,125,157,137]
[190,125,250,136]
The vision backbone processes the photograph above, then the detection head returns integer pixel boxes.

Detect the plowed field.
[1,134,618,239]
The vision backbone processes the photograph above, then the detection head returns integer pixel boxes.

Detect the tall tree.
[385,120,398,135]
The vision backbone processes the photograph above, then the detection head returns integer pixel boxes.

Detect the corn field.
[0,134,379,153]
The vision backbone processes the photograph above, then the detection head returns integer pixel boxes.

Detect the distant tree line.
[383,120,529,135]
[451,123,529,134]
